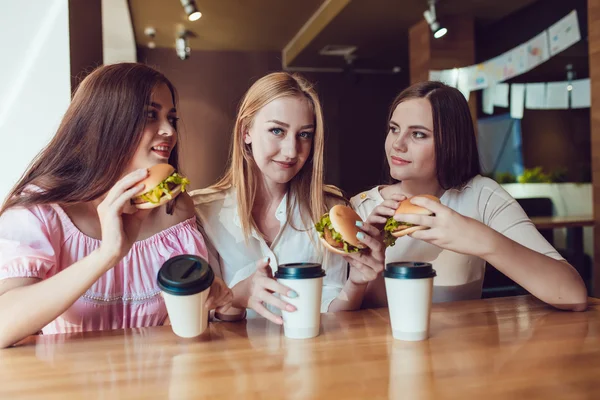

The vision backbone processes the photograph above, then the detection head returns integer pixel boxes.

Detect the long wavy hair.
[1,63,180,215]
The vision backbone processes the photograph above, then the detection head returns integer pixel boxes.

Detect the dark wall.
[476,0,590,181]
[138,47,406,196]
[68,0,103,91]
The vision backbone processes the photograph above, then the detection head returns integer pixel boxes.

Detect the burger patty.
[324,227,344,248]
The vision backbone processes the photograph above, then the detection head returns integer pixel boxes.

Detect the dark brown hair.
[1,63,179,215]
[387,81,481,189]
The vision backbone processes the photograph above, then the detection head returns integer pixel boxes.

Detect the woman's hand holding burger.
[396,196,492,257]
[97,168,152,265]
[344,221,387,284]
[97,163,190,266]
[315,205,387,284]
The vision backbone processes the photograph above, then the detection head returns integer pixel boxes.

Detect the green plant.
[518,167,552,183]
[495,172,517,184]
[549,167,568,183]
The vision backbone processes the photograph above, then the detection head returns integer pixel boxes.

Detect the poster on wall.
[548,10,581,56]
[428,9,580,96]
[525,31,550,72]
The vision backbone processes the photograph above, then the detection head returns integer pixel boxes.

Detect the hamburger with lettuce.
[383,194,440,247]
[132,163,190,209]
[315,205,366,255]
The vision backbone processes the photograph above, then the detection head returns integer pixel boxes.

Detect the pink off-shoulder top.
[0,203,208,334]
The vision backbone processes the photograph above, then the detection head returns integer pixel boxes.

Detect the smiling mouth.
[152,145,171,158]
[273,160,297,169]
[391,156,411,166]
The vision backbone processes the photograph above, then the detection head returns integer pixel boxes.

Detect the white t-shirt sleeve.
[476,178,564,261]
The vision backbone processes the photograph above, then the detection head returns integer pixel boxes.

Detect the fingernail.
[355,221,363,227]
[287,290,298,298]
[277,318,284,325]
[264,256,270,263]
[286,304,297,312]
[357,232,365,240]
[138,168,148,174]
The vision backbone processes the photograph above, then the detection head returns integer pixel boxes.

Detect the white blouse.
[351,175,564,304]
[191,187,348,314]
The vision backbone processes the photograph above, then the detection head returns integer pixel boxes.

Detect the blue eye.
[270,128,284,136]
[413,131,426,139]
[298,131,314,139]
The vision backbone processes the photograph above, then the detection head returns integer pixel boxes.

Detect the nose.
[281,134,298,159]
[159,119,176,138]
[392,131,408,152]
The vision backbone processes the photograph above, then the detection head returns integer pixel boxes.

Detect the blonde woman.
[192,72,385,323]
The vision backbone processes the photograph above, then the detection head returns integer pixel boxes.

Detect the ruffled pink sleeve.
[0,206,61,280]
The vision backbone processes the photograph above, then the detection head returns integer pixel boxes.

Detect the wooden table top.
[1,296,600,399]
[530,215,594,229]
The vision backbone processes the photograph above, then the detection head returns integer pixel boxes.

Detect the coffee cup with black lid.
[384,262,436,341]
[274,263,325,339]
[157,254,214,338]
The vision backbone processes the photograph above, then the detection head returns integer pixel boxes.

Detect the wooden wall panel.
[408,16,477,130]
[589,0,600,297]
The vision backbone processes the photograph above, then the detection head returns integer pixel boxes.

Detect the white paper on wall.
[525,83,546,109]
[548,10,581,56]
[510,84,525,119]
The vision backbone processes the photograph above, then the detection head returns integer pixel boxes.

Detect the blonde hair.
[210,72,336,240]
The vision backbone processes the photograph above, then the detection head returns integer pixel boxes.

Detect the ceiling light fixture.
[423,0,447,39]
[180,0,202,21]
[566,64,575,91]
[144,27,157,49]
[176,31,191,60]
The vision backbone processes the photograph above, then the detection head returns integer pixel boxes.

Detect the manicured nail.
[355,221,363,227]
[286,304,297,312]
[288,290,298,298]
[357,232,365,240]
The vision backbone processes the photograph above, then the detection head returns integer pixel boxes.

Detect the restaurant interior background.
[1,0,599,297]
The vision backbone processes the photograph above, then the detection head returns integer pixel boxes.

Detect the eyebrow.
[267,119,314,130]
[389,120,432,132]
[150,102,177,113]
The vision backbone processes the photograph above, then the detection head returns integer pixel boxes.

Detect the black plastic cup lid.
[157,254,215,295]
[384,262,436,280]
[274,263,326,280]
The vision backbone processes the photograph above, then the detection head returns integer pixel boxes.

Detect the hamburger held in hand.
[315,205,367,255]
[383,195,440,247]
[132,164,190,209]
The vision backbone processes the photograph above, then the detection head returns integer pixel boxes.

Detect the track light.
[176,31,191,60]
[144,27,157,49]
[423,0,447,39]
[180,0,202,21]
[566,64,575,91]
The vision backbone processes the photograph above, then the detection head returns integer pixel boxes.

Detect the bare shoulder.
[170,192,195,221]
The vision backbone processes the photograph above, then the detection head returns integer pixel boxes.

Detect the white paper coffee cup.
[275,263,325,339]
[384,262,436,341]
[157,255,214,338]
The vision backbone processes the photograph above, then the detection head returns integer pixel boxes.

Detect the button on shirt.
[192,187,347,315]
